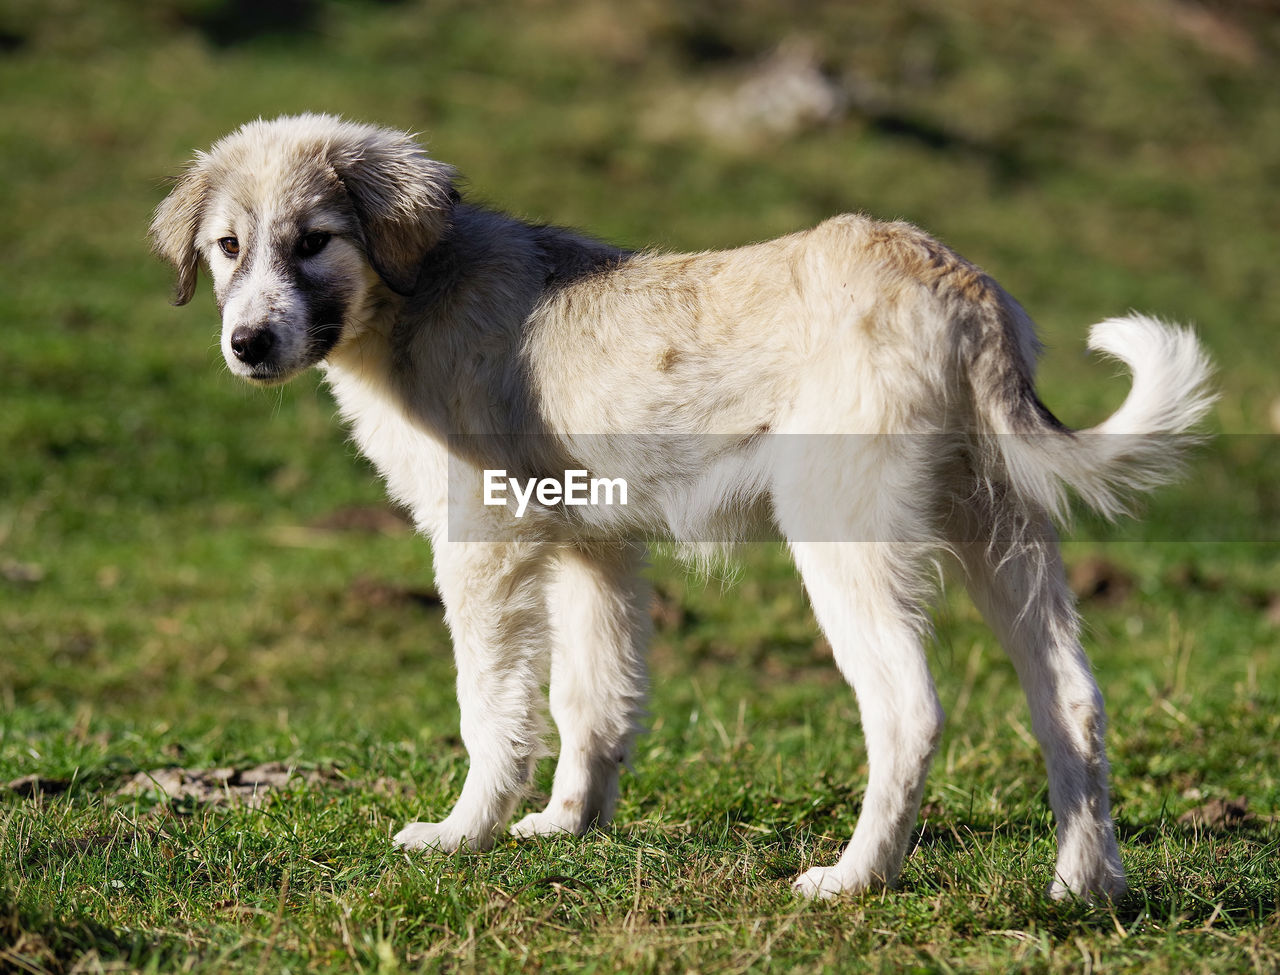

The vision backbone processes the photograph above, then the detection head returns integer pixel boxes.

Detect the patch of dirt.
[1163,561,1224,593]
[1069,556,1134,605]
[310,505,412,535]
[1164,561,1280,626]
[113,762,341,809]
[10,764,414,830]
[0,558,45,585]
[649,587,687,631]
[4,774,71,797]
[1177,796,1254,830]
[1266,593,1280,628]
[345,575,441,610]
[368,777,409,799]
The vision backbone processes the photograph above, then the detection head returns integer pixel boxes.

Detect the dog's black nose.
[230,326,275,366]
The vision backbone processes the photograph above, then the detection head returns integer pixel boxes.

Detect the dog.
[151,113,1213,900]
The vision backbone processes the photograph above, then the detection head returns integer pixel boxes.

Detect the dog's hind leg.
[394,538,553,853]
[775,437,945,898]
[950,494,1127,901]
[511,541,650,838]
[786,538,944,898]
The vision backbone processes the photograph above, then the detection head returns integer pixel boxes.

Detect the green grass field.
[2,1,1278,971]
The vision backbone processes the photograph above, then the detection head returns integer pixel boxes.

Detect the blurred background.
[2,0,1278,792]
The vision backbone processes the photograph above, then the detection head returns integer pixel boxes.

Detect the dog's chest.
[321,362,450,534]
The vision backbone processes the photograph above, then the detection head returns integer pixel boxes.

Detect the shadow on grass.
[0,895,185,975]
[755,810,1278,932]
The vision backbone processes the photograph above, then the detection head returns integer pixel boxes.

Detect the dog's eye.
[217,237,240,258]
[297,232,332,258]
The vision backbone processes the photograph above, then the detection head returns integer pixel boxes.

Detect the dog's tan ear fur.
[329,127,457,296]
[150,163,209,306]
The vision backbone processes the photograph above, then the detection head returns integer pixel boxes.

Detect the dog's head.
[150,114,457,384]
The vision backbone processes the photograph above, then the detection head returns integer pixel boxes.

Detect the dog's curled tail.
[980,312,1216,523]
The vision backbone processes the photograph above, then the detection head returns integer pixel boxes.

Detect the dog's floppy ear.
[329,127,457,296]
[150,163,209,306]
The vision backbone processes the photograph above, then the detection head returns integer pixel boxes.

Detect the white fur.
[152,114,1216,902]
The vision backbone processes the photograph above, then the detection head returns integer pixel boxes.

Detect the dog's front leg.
[394,539,552,853]
[511,542,650,838]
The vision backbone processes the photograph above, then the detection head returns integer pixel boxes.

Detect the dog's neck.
[319,204,635,506]
[326,205,623,441]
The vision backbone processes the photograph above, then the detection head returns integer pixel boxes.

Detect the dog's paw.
[792,864,886,900]
[510,810,579,839]
[792,865,854,900]
[1047,869,1128,903]
[393,819,493,853]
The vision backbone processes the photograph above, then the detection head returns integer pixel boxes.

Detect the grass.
[2,0,1279,971]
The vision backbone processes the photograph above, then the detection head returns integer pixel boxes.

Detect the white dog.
[151,113,1213,900]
